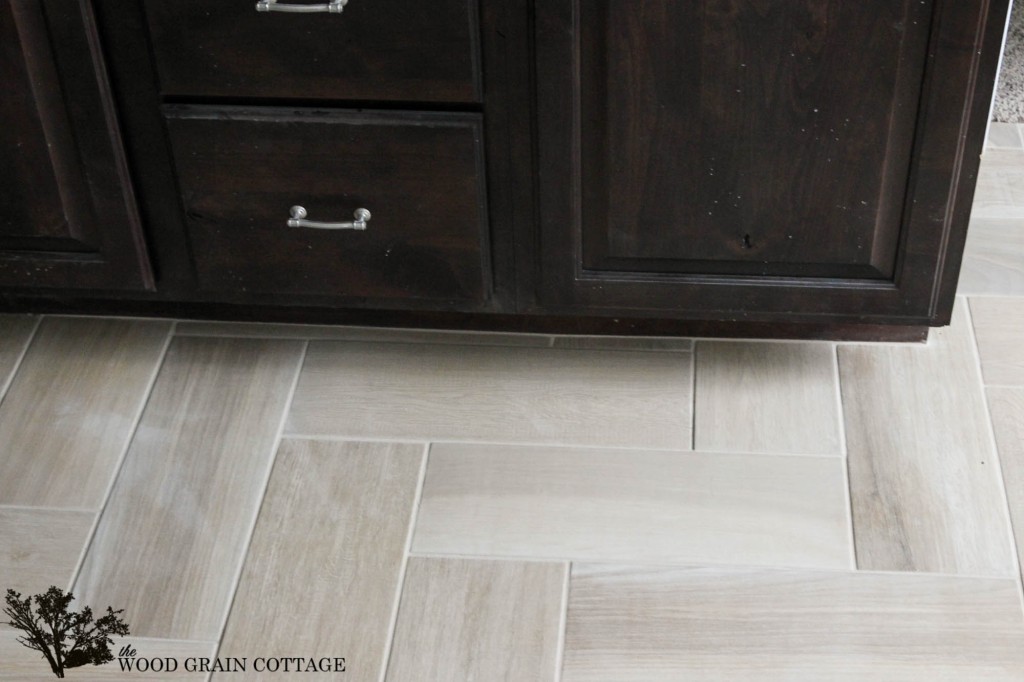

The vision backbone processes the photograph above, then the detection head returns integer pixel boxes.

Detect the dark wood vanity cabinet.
[0,0,152,291]
[0,0,1011,338]
[530,0,1008,325]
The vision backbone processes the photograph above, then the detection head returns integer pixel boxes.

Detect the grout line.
[43,313,179,324]
[109,636,217,647]
[284,433,433,446]
[406,551,1020,581]
[690,336,850,346]
[282,432,846,459]
[965,299,1024,623]
[832,343,858,571]
[553,562,571,682]
[833,339,931,348]
[831,344,848,459]
[377,443,431,682]
[409,551,582,565]
[980,386,1024,625]
[689,344,698,450]
[0,503,96,514]
[175,322,693,352]
[208,339,310,658]
[174,326,554,346]
[66,321,177,595]
[0,315,42,406]
[174,319,553,339]
[688,336,929,347]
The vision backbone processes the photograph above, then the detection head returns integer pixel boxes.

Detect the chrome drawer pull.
[255,0,347,14]
[288,206,371,230]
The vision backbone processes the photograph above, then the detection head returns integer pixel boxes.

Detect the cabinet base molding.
[0,297,928,343]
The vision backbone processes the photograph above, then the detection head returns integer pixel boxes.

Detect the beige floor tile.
[0,315,37,399]
[958,220,1024,295]
[413,443,852,568]
[286,343,692,449]
[973,149,1024,219]
[74,337,305,641]
[176,320,550,347]
[986,387,1024,584]
[385,557,565,682]
[839,301,1016,575]
[563,565,1024,681]
[0,634,215,680]
[986,122,1023,149]
[970,296,1024,385]
[551,335,693,352]
[694,341,842,454]
[218,439,423,681]
[0,507,93,595]
[0,318,172,509]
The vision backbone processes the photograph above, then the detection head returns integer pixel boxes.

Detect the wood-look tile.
[385,557,565,682]
[74,337,305,641]
[839,301,1016,575]
[958,220,1024,295]
[972,149,1024,219]
[286,343,692,449]
[563,565,1024,681]
[413,443,852,568]
[551,335,693,352]
[986,122,1023,149]
[970,296,1024,385]
[0,318,172,509]
[0,315,36,399]
[694,341,842,454]
[0,634,215,680]
[986,387,1024,584]
[218,439,423,681]
[176,320,550,347]
[0,507,93,595]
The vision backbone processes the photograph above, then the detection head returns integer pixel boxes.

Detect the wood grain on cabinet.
[0,0,1009,338]
[142,0,481,104]
[578,1,927,279]
[165,107,491,309]
[530,0,1008,324]
[0,0,152,290]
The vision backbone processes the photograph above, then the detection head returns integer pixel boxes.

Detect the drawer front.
[165,107,490,308]
[142,0,480,104]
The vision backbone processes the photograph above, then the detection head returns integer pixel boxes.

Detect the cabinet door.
[533,0,1003,324]
[0,0,153,291]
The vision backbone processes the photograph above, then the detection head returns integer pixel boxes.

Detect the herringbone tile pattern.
[2,146,1024,680]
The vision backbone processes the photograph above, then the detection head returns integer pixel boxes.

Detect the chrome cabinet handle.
[256,0,347,13]
[287,206,371,230]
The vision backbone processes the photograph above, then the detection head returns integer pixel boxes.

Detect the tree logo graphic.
[4,586,130,679]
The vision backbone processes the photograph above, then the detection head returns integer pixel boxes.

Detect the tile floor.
[2,139,1024,680]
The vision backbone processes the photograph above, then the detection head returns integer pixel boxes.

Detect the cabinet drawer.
[165,107,490,308]
[142,0,480,104]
